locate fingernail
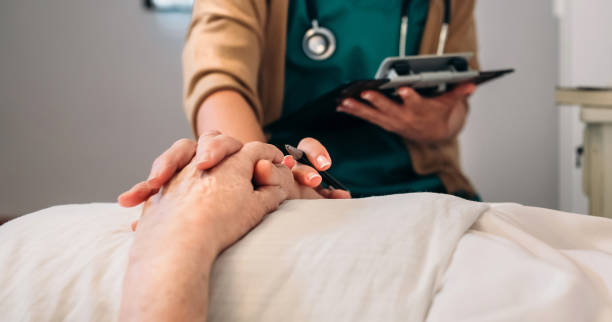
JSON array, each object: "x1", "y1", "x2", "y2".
[
  {"x1": 316, "y1": 155, "x2": 331, "y2": 169},
  {"x1": 342, "y1": 99, "x2": 352, "y2": 107},
  {"x1": 307, "y1": 172, "x2": 322, "y2": 183},
  {"x1": 399, "y1": 88, "x2": 410, "y2": 96},
  {"x1": 361, "y1": 92, "x2": 372, "y2": 100}
]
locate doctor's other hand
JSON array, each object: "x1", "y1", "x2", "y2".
[{"x1": 337, "y1": 83, "x2": 476, "y2": 143}]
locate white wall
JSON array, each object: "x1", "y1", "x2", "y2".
[
  {"x1": 0, "y1": 0, "x2": 559, "y2": 215},
  {"x1": 0, "y1": 1, "x2": 192, "y2": 215},
  {"x1": 557, "y1": 0, "x2": 612, "y2": 214},
  {"x1": 460, "y1": 0, "x2": 559, "y2": 208}
]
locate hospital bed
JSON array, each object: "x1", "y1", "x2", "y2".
[{"x1": 0, "y1": 193, "x2": 611, "y2": 321}]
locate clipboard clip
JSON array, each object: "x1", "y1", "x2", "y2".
[{"x1": 374, "y1": 53, "x2": 479, "y2": 95}]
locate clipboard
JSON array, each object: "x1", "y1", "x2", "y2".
[{"x1": 266, "y1": 53, "x2": 514, "y2": 132}]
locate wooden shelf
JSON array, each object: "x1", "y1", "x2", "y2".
[{"x1": 556, "y1": 87, "x2": 612, "y2": 107}]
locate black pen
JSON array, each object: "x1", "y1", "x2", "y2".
[{"x1": 284, "y1": 144, "x2": 349, "y2": 191}]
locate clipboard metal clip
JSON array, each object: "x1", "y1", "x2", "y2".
[{"x1": 374, "y1": 53, "x2": 479, "y2": 93}]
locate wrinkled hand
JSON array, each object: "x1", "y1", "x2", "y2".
[
  {"x1": 136, "y1": 137, "x2": 295, "y2": 254},
  {"x1": 119, "y1": 136, "x2": 305, "y2": 321},
  {"x1": 337, "y1": 83, "x2": 476, "y2": 143},
  {"x1": 118, "y1": 134, "x2": 350, "y2": 209}
]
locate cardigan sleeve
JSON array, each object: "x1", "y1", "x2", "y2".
[
  {"x1": 446, "y1": 0, "x2": 479, "y2": 69},
  {"x1": 182, "y1": 0, "x2": 267, "y2": 135}
]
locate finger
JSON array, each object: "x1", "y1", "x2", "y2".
[
  {"x1": 147, "y1": 138, "x2": 196, "y2": 188},
  {"x1": 328, "y1": 189, "x2": 351, "y2": 199},
  {"x1": 241, "y1": 142, "x2": 284, "y2": 165},
  {"x1": 452, "y1": 82, "x2": 477, "y2": 97},
  {"x1": 282, "y1": 155, "x2": 296, "y2": 169},
  {"x1": 317, "y1": 188, "x2": 352, "y2": 199},
  {"x1": 253, "y1": 185, "x2": 287, "y2": 216},
  {"x1": 195, "y1": 132, "x2": 243, "y2": 170},
  {"x1": 397, "y1": 87, "x2": 423, "y2": 107},
  {"x1": 297, "y1": 137, "x2": 332, "y2": 171},
  {"x1": 117, "y1": 181, "x2": 156, "y2": 207},
  {"x1": 437, "y1": 83, "x2": 477, "y2": 104},
  {"x1": 291, "y1": 163, "x2": 322, "y2": 188},
  {"x1": 337, "y1": 99, "x2": 396, "y2": 132},
  {"x1": 253, "y1": 160, "x2": 292, "y2": 186},
  {"x1": 131, "y1": 220, "x2": 138, "y2": 232},
  {"x1": 360, "y1": 91, "x2": 402, "y2": 115}
]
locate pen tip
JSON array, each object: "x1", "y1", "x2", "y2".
[{"x1": 284, "y1": 144, "x2": 303, "y2": 159}]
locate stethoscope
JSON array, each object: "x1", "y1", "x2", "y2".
[{"x1": 302, "y1": 0, "x2": 451, "y2": 61}]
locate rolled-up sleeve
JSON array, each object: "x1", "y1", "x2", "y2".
[
  {"x1": 447, "y1": 0, "x2": 479, "y2": 69},
  {"x1": 182, "y1": 0, "x2": 267, "y2": 135}
]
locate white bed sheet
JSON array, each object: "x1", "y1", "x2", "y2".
[
  {"x1": 0, "y1": 193, "x2": 610, "y2": 322},
  {"x1": 429, "y1": 203, "x2": 612, "y2": 322}
]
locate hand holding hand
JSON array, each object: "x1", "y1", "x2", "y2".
[
  {"x1": 135, "y1": 139, "x2": 292, "y2": 254},
  {"x1": 119, "y1": 135, "x2": 299, "y2": 321},
  {"x1": 118, "y1": 135, "x2": 350, "y2": 210}
]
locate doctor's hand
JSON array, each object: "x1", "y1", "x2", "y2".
[
  {"x1": 118, "y1": 134, "x2": 350, "y2": 208},
  {"x1": 337, "y1": 83, "x2": 476, "y2": 143},
  {"x1": 284, "y1": 137, "x2": 351, "y2": 199},
  {"x1": 117, "y1": 131, "x2": 242, "y2": 208}
]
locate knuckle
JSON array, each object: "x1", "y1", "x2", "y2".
[
  {"x1": 152, "y1": 156, "x2": 166, "y2": 169},
  {"x1": 242, "y1": 141, "x2": 265, "y2": 155},
  {"x1": 243, "y1": 141, "x2": 263, "y2": 151},
  {"x1": 217, "y1": 134, "x2": 243, "y2": 149},
  {"x1": 298, "y1": 137, "x2": 319, "y2": 148},
  {"x1": 202, "y1": 129, "x2": 222, "y2": 137},
  {"x1": 205, "y1": 137, "x2": 223, "y2": 151},
  {"x1": 174, "y1": 138, "x2": 194, "y2": 149}
]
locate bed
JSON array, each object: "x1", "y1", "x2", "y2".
[{"x1": 0, "y1": 193, "x2": 611, "y2": 321}]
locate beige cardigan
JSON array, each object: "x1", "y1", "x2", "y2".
[{"x1": 183, "y1": 0, "x2": 479, "y2": 196}]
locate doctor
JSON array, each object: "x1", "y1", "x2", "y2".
[{"x1": 120, "y1": 0, "x2": 480, "y2": 207}]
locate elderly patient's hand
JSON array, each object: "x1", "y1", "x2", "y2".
[
  {"x1": 120, "y1": 135, "x2": 301, "y2": 321},
  {"x1": 135, "y1": 136, "x2": 304, "y2": 253},
  {"x1": 122, "y1": 131, "x2": 336, "y2": 231},
  {"x1": 118, "y1": 134, "x2": 350, "y2": 209}
]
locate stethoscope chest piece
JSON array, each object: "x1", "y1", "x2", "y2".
[{"x1": 302, "y1": 21, "x2": 336, "y2": 61}]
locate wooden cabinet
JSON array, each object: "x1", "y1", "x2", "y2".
[{"x1": 557, "y1": 88, "x2": 612, "y2": 218}]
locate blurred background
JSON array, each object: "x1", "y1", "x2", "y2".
[{"x1": 1, "y1": 0, "x2": 611, "y2": 217}]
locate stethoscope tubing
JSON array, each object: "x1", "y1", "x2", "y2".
[{"x1": 302, "y1": 0, "x2": 451, "y2": 60}]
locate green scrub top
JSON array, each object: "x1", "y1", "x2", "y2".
[{"x1": 269, "y1": 0, "x2": 445, "y2": 198}]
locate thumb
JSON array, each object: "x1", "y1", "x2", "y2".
[
  {"x1": 452, "y1": 83, "x2": 477, "y2": 98},
  {"x1": 397, "y1": 87, "x2": 423, "y2": 107}
]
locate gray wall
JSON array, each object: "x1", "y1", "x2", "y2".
[
  {"x1": 461, "y1": 1, "x2": 559, "y2": 207},
  {"x1": 0, "y1": 0, "x2": 559, "y2": 215}
]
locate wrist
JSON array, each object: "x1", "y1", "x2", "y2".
[{"x1": 131, "y1": 207, "x2": 222, "y2": 266}]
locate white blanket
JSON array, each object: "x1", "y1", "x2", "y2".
[
  {"x1": 429, "y1": 203, "x2": 612, "y2": 322},
  {"x1": 0, "y1": 193, "x2": 610, "y2": 321}
]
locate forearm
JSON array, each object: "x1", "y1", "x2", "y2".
[
  {"x1": 119, "y1": 218, "x2": 219, "y2": 322},
  {"x1": 196, "y1": 90, "x2": 267, "y2": 143}
]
